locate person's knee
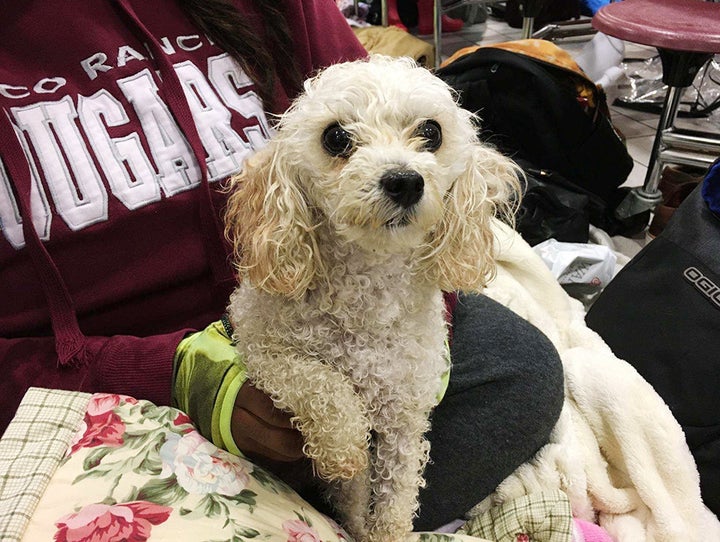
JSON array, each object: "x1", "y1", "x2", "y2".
[
  {"x1": 517, "y1": 325, "x2": 564, "y2": 445},
  {"x1": 416, "y1": 296, "x2": 564, "y2": 529},
  {"x1": 451, "y1": 293, "x2": 565, "y2": 444},
  {"x1": 495, "y1": 308, "x2": 563, "y2": 439}
]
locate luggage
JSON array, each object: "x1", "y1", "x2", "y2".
[
  {"x1": 514, "y1": 160, "x2": 591, "y2": 245},
  {"x1": 504, "y1": 0, "x2": 580, "y2": 29},
  {"x1": 586, "y1": 158, "x2": 720, "y2": 516},
  {"x1": 436, "y1": 40, "x2": 640, "y2": 239}
]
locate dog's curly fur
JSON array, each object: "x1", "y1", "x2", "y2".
[{"x1": 224, "y1": 56, "x2": 520, "y2": 542}]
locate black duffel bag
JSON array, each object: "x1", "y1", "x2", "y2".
[{"x1": 586, "y1": 158, "x2": 720, "y2": 516}]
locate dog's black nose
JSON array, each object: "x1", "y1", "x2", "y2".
[{"x1": 380, "y1": 170, "x2": 424, "y2": 208}]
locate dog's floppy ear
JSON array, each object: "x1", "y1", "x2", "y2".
[
  {"x1": 421, "y1": 145, "x2": 520, "y2": 291},
  {"x1": 225, "y1": 143, "x2": 322, "y2": 299}
]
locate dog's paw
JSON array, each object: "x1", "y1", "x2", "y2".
[
  {"x1": 309, "y1": 442, "x2": 369, "y2": 481},
  {"x1": 366, "y1": 518, "x2": 412, "y2": 542},
  {"x1": 343, "y1": 516, "x2": 370, "y2": 542},
  {"x1": 364, "y1": 527, "x2": 406, "y2": 542},
  {"x1": 294, "y1": 410, "x2": 371, "y2": 481},
  {"x1": 364, "y1": 489, "x2": 417, "y2": 542}
]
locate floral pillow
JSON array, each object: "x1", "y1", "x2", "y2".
[
  {"x1": 15, "y1": 396, "x2": 496, "y2": 542},
  {"x1": 21, "y1": 393, "x2": 350, "y2": 542}
]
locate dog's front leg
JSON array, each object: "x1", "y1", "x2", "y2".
[
  {"x1": 327, "y1": 467, "x2": 373, "y2": 542},
  {"x1": 246, "y1": 352, "x2": 371, "y2": 481},
  {"x1": 367, "y1": 409, "x2": 432, "y2": 542}
]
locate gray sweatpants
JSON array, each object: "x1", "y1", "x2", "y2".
[{"x1": 415, "y1": 293, "x2": 564, "y2": 530}]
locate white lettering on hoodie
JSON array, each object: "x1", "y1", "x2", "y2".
[{"x1": 0, "y1": 53, "x2": 269, "y2": 248}]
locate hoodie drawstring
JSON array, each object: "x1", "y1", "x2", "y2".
[
  {"x1": 0, "y1": 113, "x2": 87, "y2": 367},
  {"x1": 116, "y1": 0, "x2": 236, "y2": 297}
]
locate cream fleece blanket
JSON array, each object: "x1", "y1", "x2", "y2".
[{"x1": 475, "y1": 220, "x2": 720, "y2": 541}]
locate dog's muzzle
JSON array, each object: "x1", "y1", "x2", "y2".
[{"x1": 380, "y1": 169, "x2": 424, "y2": 209}]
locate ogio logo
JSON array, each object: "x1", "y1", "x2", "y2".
[{"x1": 683, "y1": 267, "x2": 720, "y2": 309}]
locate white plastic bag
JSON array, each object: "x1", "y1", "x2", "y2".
[{"x1": 533, "y1": 239, "x2": 617, "y2": 298}]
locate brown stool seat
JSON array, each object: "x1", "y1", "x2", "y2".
[{"x1": 592, "y1": 0, "x2": 720, "y2": 54}]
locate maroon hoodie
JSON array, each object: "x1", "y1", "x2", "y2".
[{"x1": 0, "y1": 0, "x2": 367, "y2": 432}]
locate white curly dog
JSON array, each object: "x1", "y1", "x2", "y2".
[{"x1": 225, "y1": 55, "x2": 519, "y2": 542}]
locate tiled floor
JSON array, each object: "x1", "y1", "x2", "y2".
[{"x1": 411, "y1": 10, "x2": 720, "y2": 256}]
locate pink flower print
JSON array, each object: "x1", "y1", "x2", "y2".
[
  {"x1": 86, "y1": 393, "x2": 138, "y2": 417},
  {"x1": 322, "y1": 515, "x2": 349, "y2": 540},
  {"x1": 172, "y1": 411, "x2": 194, "y2": 432},
  {"x1": 67, "y1": 419, "x2": 89, "y2": 456},
  {"x1": 282, "y1": 519, "x2": 322, "y2": 542},
  {"x1": 69, "y1": 394, "x2": 133, "y2": 454},
  {"x1": 69, "y1": 411, "x2": 124, "y2": 454},
  {"x1": 54, "y1": 501, "x2": 172, "y2": 542}
]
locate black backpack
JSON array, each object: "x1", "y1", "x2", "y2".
[{"x1": 436, "y1": 43, "x2": 640, "y2": 239}]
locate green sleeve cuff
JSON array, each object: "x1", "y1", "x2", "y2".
[
  {"x1": 216, "y1": 370, "x2": 246, "y2": 456},
  {"x1": 436, "y1": 337, "x2": 451, "y2": 404},
  {"x1": 173, "y1": 320, "x2": 247, "y2": 453}
]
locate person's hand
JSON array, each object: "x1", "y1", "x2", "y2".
[{"x1": 231, "y1": 381, "x2": 305, "y2": 463}]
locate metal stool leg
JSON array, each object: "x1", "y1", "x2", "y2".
[
  {"x1": 614, "y1": 85, "x2": 681, "y2": 218},
  {"x1": 615, "y1": 49, "x2": 715, "y2": 220},
  {"x1": 521, "y1": 16, "x2": 535, "y2": 39},
  {"x1": 643, "y1": 85, "x2": 683, "y2": 195}
]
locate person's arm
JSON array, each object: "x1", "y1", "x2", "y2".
[
  {"x1": 0, "y1": 326, "x2": 304, "y2": 465},
  {"x1": 0, "y1": 331, "x2": 187, "y2": 432},
  {"x1": 172, "y1": 320, "x2": 304, "y2": 461}
]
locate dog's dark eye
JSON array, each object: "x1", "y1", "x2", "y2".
[
  {"x1": 416, "y1": 120, "x2": 442, "y2": 152},
  {"x1": 322, "y1": 123, "x2": 354, "y2": 158}
]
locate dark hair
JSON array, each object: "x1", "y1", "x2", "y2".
[{"x1": 178, "y1": 0, "x2": 303, "y2": 111}]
